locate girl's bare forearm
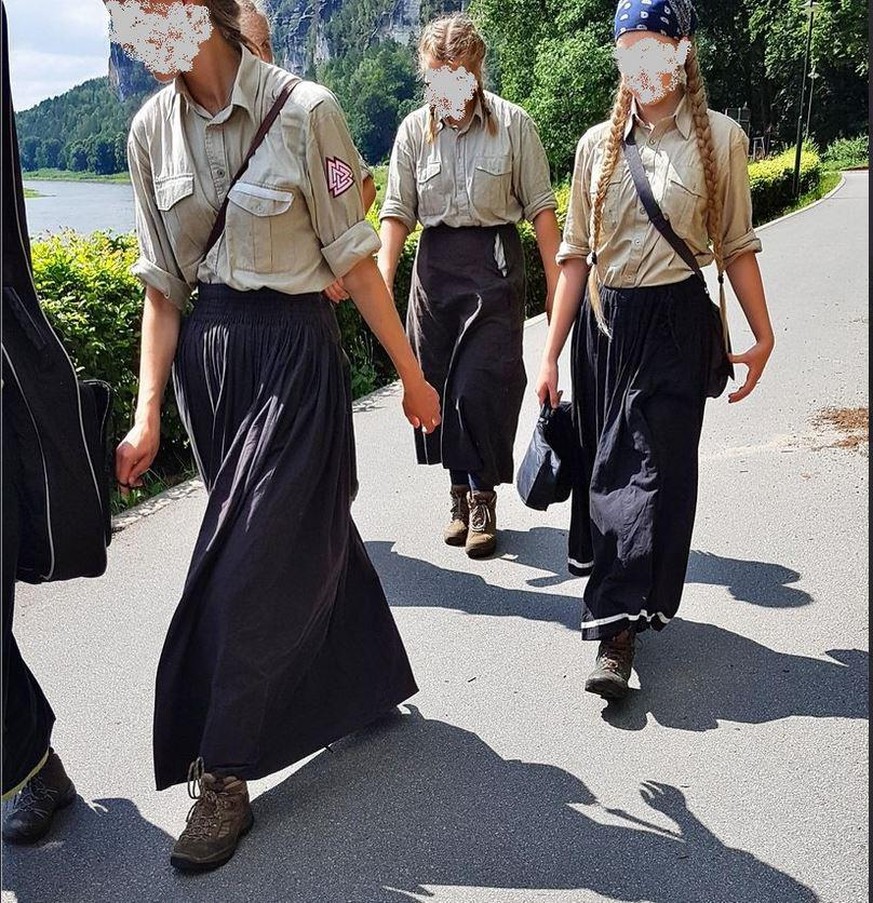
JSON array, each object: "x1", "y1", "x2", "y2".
[
  {"x1": 135, "y1": 287, "x2": 182, "y2": 422},
  {"x1": 725, "y1": 253, "x2": 774, "y2": 346},
  {"x1": 543, "y1": 258, "x2": 589, "y2": 362}
]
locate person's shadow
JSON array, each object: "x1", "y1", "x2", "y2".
[
  {"x1": 602, "y1": 618, "x2": 867, "y2": 731},
  {"x1": 1, "y1": 709, "x2": 820, "y2": 901},
  {"x1": 1, "y1": 795, "x2": 174, "y2": 903}
]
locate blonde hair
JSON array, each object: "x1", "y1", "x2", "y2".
[
  {"x1": 205, "y1": 0, "x2": 258, "y2": 56},
  {"x1": 587, "y1": 40, "x2": 722, "y2": 337},
  {"x1": 418, "y1": 13, "x2": 497, "y2": 143}
]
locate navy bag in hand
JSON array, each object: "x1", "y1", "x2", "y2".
[{"x1": 516, "y1": 401, "x2": 575, "y2": 511}]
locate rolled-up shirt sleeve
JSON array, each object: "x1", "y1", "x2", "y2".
[
  {"x1": 127, "y1": 125, "x2": 192, "y2": 310},
  {"x1": 721, "y1": 125, "x2": 762, "y2": 267},
  {"x1": 304, "y1": 94, "x2": 381, "y2": 278},
  {"x1": 357, "y1": 151, "x2": 373, "y2": 182},
  {"x1": 513, "y1": 115, "x2": 557, "y2": 223},
  {"x1": 556, "y1": 134, "x2": 593, "y2": 265},
  {"x1": 379, "y1": 120, "x2": 418, "y2": 232}
]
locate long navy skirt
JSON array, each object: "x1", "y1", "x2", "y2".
[
  {"x1": 407, "y1": 223, "x2": 527, "y2": 487},
  {"x1": 568, "y1": 276, "x2": 720, "y2": 641},
  {"x1": 153, "y1": 284, "x2": 418, "y2": 790}
]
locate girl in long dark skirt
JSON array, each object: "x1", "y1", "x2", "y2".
[
  {"x1": 536, "y1": 0, "x2": 775, "y2": 700},
  {"x1": 111, "y1": 0, "x2": 440, "y2": 872},
  {"x1": 378, "y1": 13, "x2": 561, "y2": 559}
]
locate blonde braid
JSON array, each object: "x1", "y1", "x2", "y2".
[
  {"x1": 587, "y1": 81, "x2": 634, "y2": 336},
  {"x1": 205, "y1": 0, "x2": 259, "y2": 56},
  {"x1": 684, "y1": 42, "x2": 723, "y2": 275}
]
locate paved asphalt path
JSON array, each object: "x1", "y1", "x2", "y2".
[{"x1": 3, "y1": 173, "x2": 868, "y2": 903}]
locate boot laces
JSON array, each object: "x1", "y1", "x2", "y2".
[
  {"x1": 183, "y1": 757, "x2": 222, "y2": 839},
  {"x1": 469, "y1": 497, "x2": 494, "y2": 532}
]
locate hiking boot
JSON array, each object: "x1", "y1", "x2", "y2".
[
  {"x1": 444, "y1": 484, "x2": 470, "y2": 546},
  {"x1": 2, "y1": 748, "x2": 76, "y2": 845},
  {"x1": 584, "y1": 628, "x2": 636, "y2": 700},
  {"x1": 170, "y1": 758, "x2": 254, "y2": 872},
  {"x1": 465, "y1": 489, "x2": 498, "y2": 559}
]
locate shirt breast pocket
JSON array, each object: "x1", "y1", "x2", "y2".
[
  {"x1": 416, "y1": 160, "x2": 443, "y2": 219},
  {"x1": 154, "y1": 172, "x2": 195, "y2": 232},
  {"x1": 472, "y1": 154, "x2": 512, "y2": 219},
  {"x1": 225, "y1": 181, "x2": 295, "y2": 273},
  {"x1": 662, "y1": 175, "x2": 706, "y2": 241}
]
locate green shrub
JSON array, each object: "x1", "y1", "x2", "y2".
[
  {"x1": 747, "y1": 146, "x2": 822, "y2": 224},
  {"x1": 30, "y1": 230, "x2": 190, "y2": 478},
  {"x1": 822, "y1": 134, "x2": 868, "y2": 171}
]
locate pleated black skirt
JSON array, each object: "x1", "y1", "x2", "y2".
[
  {"x1": 153, "y1": 283, "x2": 418, "y2": 790},
  {"x1": 568, "y1": 276, "x2": 718, "y2": 641},
  {"x1": 407, "y1": 223, "x2": 527, "y2": 487}
]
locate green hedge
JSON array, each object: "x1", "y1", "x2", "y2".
[
  {"x1": 822, "y1": 134, "x2": 868, "y2": 171},
  {"x1": 748, "y1": 146, "x2": 822, "y2": 225}
]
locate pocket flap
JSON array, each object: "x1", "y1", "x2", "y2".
[
  {"x1": 475, "y1": 155, "x2": 512, "y2": 176},
  {"x1": 417, "y1": 160, "x2": 441, "y2": 183},
  {"x1": 228, "y1": 181, "x2": 294, "y2": 216},
  {"x1": 154, "y1": 173, "x2": 194, "y2": 211}
]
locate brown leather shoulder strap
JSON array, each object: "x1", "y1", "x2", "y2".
[{"x1": 203, "y1": 78, "x2": 301, "y2": 260}]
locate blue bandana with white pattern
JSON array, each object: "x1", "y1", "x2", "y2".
[{"x1": 614, "y1": 0, "x2": 698, "y2": 41}]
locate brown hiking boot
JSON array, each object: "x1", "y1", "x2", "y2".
[
  {"x1": 2, "y1": 748, "x2": 76, "y2": 845},
  {"x1": 465, "y1": 489, "x2": 498, "y2": 558},
  {"x1": 584, "y1": 628, "x2": 636, "y2": 700},
  {"x1": 444, "y1": 484, "x2": 470, "y2": 546},
  {"x1": 170, "y1": 758, "x2": 254, "y2": 872}
]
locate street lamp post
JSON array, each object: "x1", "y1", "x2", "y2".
[
  {"x1": 805, "y1": 68, "x2": 819, "y2": 140},
  {"x1": 792, "y1": 0, "x2": 817, "y2": 198}
]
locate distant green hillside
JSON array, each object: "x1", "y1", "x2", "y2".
[{"x1": 15, "y1": 76, "x2": 156, "y2": 175}]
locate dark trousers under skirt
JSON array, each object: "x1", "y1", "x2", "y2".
[
  {"x1": 153, "y1": 284, "x2": 417, "y2": 790},
  {"x1": 568, "y1": 276, "x2": 718, "y2": 641},
  {"x1": 407, "y1": 223, "x2": 527, "y2": 488}
]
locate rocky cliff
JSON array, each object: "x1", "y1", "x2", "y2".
[{"x1": 109, "y1": 0, "x2": 467, "y2": 98}]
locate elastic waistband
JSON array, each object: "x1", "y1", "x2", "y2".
[
  {"x1": 598, "y1": 274, "x2": 708, "y2": 302},
  {"x1": 193, "y1": 282, "x2": 328, "y2": 319}
]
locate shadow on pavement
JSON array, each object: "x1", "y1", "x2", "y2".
[
  {"x1": 2, "y1": 796, "x2": 173, "y2": 903},
  {"x1": 412, "y1": 527, "x2": 814, "y2": 608},
  {"x1": 3, "y1": 707, "x2": 818, "y2": 902},
  {"x1": 601, "y1": 619, "x2": 868, "y2": 731}
]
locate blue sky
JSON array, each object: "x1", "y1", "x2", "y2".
[{"x1": 5, "y1": 0, "x2": 113, "y2": 111}]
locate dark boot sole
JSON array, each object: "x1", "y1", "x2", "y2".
[
  {"x1": 2, "y1": 781, "x2": 77, "y2": 846},
  {"x1": 584, "y1": 674, "x2": 630, "y2": 700},
  {"x1": 444, "y1": 532, "x2": 468, "y2": 546},
  {"x1": 170, "y1": 809, "x2": 254, "y2": 873}
]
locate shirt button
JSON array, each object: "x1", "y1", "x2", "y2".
[{"x1": 217, "y1": 169, "x2": 225, "y2": 177}]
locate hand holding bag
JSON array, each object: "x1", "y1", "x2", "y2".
[{"x1": 516, "y1": 401, "x2": 575, "y2": 511}]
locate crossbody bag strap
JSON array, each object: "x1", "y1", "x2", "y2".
[
  {"x1": 622, "y1": 131, "x2": 732, "y2": 356},
  {"x1": 202, "y1": 77, "x2": 301, "y2": 260}
]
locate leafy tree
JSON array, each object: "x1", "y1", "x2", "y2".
[
  {"x1": 68, "y1": 142, "x2": 89, "y2": 172},
  {"x1": 19, "y1": 136, "x2": 42, "y2": 171}
]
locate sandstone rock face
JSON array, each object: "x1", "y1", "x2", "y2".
[{"x1": 108, "y1": 0, "x2": 466, "y2": 94}]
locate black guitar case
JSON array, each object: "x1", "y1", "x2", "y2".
[{"x1": 2, "y1": 3, "x2": 113, "y2": 583}]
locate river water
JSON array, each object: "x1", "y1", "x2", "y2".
[{"x1": 23, "y1": 180, "x2": 136, "y2": 237}]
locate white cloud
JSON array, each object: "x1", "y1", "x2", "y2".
[{"x1": 5, "y1": 0, "x2": 113, "y2": 110}]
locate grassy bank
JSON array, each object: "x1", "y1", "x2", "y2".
[
  {"x1": 22, "y1": 168, "x2": 131, "y2": 183},
  {"x1": 23, "y1": 187, "x2": 43, "y2": 198}
]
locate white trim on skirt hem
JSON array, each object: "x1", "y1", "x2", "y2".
[{"x1": 580, "y1": 610, "x2": 671, "y2": 631}]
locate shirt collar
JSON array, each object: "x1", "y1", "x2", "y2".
[
  {"x1": 169, "y1": 45, "x2": 260, "y2": 123},
  {"x1": 624, "y1": 91, "x2": 693, "y2": 141}
]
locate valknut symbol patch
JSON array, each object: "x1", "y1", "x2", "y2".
[{"x1": 326, "y1": 156, "x2": 354, "y2": 198}]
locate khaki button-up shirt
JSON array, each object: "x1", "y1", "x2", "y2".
[
  {"x1": 557, "y1": 94, "x2": 762, "y2": 287},
  {"x1": 380, "y1": 91, "x2": 557, "y2": 231},
  {"x1": 127, "y1": 46, "x2": 380, "y2": 310}
]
